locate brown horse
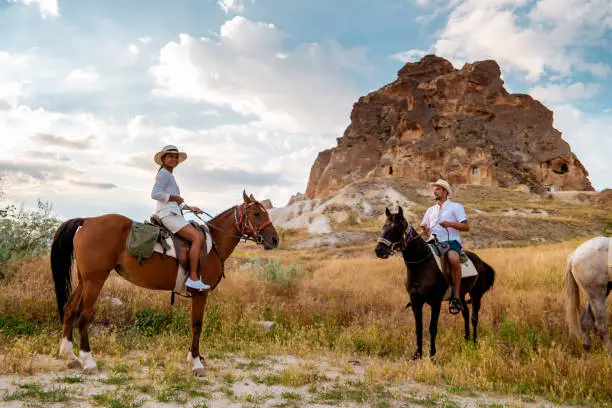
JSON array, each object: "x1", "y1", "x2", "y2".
[{"x1": 50, "y1": 191, "x2": 278, "y2": 375}]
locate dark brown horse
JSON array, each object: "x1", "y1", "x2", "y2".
[
  {"x1": 50, "y1": 191, "x2": 278, "y2": 375},
  {"x1": 375, "y1": 207, "x2": 495, "y2": 359}
]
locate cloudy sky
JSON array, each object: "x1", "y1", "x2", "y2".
[{"x1": 0, "y1": 0, "x2": 611, "y2": 221}]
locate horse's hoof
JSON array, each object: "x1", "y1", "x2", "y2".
[
  {"x1": 411, "y1": 352, "x2": 422, "y2": 361},
  {"x1": 83, "y1": 366, "x2": 98, "y2": 375},
  {"x1": 582, "y1": 344, "x2": 591, "y2": 352},
  {"x1": 192, "y1": 368, "x2": 206, "y2": 377}
]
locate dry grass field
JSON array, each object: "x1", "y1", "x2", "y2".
[{"x1": 0, "y1": 236, "x2": 610, "y2": 407}]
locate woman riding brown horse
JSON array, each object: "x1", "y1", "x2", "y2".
[{"x1": 51, "y1": 191, "x2": 278, "y2": 375}]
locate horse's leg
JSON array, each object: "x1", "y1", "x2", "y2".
[
  {"x1": 429, "y1": 301, "x2": 441, "y2": 358},
  {"x1": 411, "y1": 300, "x2": 423, "y2": 360},
  {"x1": 77, "y1": 279, "x2": 107, "y2": 374},
  {"x1": 471, "y1": 295, "x2": 482, "y2": 344},
  {"x1": 188, "y1": 291, "x2": 209, "y2": 376},
  {"x1": 59, "y1": 279, "x2": 84, "y2": 368},
  {"x1": 580, "y1": 304, "x2": 594, "y2": 351},
  {"x1": 588, "y1": 294, "x2": 611, "y2": 353},
  {"x1": 460, "y1": 295, "x2": 470, "y2": 341}
]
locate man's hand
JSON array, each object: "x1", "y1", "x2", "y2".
[{"x1": 439, "y1": 220, "x2": 469, "y2": 231}]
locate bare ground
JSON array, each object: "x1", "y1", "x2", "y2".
[{"x1": 0, "y1": 352, "x2": 584, "y2": 408}]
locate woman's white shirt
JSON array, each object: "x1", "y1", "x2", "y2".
[{"x1": 151, "y1": 168, "x2": 183, "y2": 218}]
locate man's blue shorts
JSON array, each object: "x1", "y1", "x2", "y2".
[{"x1": 445, "y1": 240, "x2": 462, "y2": 254}]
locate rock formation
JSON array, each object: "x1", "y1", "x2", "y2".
[{"x1": 305, "y1": 55, "x2": 593, "y2": 199}]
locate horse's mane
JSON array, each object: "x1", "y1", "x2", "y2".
[{"x1": 208, "y1": 205, "x2": 237, "y2": 224}]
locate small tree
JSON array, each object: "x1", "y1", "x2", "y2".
[{"x1": 0, "y1": 200, "x2": 60, "y2": 264}]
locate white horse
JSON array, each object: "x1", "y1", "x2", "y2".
[{"x1": 565, "y1": 236, "x2": 612, "y2": 352}]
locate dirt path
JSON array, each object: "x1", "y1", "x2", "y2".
[{"x1": 0, "y1": 353, "x2": 580, "y2": 408}]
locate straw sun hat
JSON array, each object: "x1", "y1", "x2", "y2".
[
  {"x1": 154, "y1": 145, "x2": 187, "y2": 166},
  {"x1": 429, "y1": 178, "x2": 453, "y2": 198}
]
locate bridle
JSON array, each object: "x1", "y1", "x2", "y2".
[
  {"x1": 377, "y1": 219, "x2": 431, "y2": 264},
  {"x1": 233, "y1": 202, "x2": 273, "y2": 245}
]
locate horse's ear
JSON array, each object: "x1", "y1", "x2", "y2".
[
  {"x1": 385, "y1": 207, "x2": 391, "y2": 218},
  {"x1": 243, "y1": 190, "x2": 251, "y2": 204},
  {"x1": 249, "y1": 193, "x2": 256, "y2": 202},
  {"x1": 397, "y1": 206, "x2": 403, "y2": 217}
]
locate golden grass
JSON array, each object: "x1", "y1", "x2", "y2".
[{"x1": 0, "y1": 238, "x2": 610, "y2": 406}]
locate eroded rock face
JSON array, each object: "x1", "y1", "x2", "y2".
[{"x1": 305, "y1": 55, "x2": 593, "y2": 199}]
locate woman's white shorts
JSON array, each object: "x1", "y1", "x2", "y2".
[{"x1": 160, "y1": 213, "x2": 189, "y2": 234}]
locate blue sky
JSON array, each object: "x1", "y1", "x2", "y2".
[{"x1": 0, "y1": 0, "x2": 611, "y2": 221}]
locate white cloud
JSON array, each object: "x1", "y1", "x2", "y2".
[
  {"x1": 218, "y1": 0, "x2": 250, "y2": 13},
  {"x1": 529, "y1": 82, "x2": 600, "y2": 103},
  {"x1": 413, "y1": 0, "x2": 612, "y2": 81},
  {"x1": 0, "y1": 51, "x2": 32, "y2": 107},
  {"x1": 150, "y1": 16, "x2": 368, "y2": 134},
  {"x1": 138, "y1": 37, "x2": 152, "y2": 44},
  {"x1": 128, "y1": 44, "x2": 139, "y2": 55},
  {"x1": 65, "y1": 68, "x2": 100, "y2": 86},
  {"x1": 7, "y1": 0, "x2": 59, "y2": 18},
  {"x1": 390, "y1": 49, "x2": 430, "y2": 63},
  {"x1": 127, "y1": 115, "x2": 154, "y2": 139}
]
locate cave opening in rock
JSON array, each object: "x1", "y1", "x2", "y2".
[
  {"x1": 553, "y1": 163, "x2": 569, "y2": 175},
  {"x1": 389, "y1": 166, "x2": 393, "y2": 175}
]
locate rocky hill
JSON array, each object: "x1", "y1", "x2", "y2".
[
  {"x1": 305, "y1": 55, "x2": 593, "y2": 199},
  {"x1": 270, "y1": 179, "x2": 610, "y2": 250}
]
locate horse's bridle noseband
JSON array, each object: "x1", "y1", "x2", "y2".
[
  {"x1": 377, "y1": 222, "x2": 431, "y2": 264},
  {"x1": 234, "y1": 202, "x2": 273, "y2": 245}
]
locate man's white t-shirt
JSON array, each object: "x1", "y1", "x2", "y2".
[{"x1": 421, "y1": 200, "x2": 468, "y2": 243}]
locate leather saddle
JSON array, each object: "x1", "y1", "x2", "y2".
[
  {"x1": 146, "y1": 215, "x2": 209, "y2": 274},
  {"x1": 427, "y1": 236, "x2": 467, "y2": 277}
]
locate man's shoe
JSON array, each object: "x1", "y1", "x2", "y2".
[{"x1": 186, "y1": 278, "x2": 211, "y2": 291}]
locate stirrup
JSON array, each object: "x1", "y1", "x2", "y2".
[{"x1": 448, "y1": 299, "x2": 462, "y2": 315}]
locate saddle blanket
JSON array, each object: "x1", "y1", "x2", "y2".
[
  {"x1": 153, "y1": 224, "x2": 213, "y2": 294},
  {"x1": 427, "y1": 243, "x2": 478, "y2": 279}
]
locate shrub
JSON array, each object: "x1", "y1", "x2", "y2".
[{"x1": 0, "y1": 200, "x2": 60, "y2": 264}]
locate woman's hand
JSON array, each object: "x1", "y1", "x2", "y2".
[
  {"x1": 189, "y1": 206, "x2": 203, "y2": 214},
  {"x1": 169, "y1": 195, "x2": 184, "y2": 205}
]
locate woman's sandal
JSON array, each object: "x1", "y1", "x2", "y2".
[{"x1": 449, "y1": 299, "x2": 462, "y2": 315}]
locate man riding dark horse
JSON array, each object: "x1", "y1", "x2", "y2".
[{"x1": 420, "y1": 179, "x2": 469, "y2": 315}]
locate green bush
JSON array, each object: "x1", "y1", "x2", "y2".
[
  {"x1": 0, "y1": 314, "x2": 38, "y2": 336},
  {"x1": 130, "y1": 308, "x2": 189, "y2": 336},
  {"x1": 255, "y1": 258, "x2": 307, "y2": 287},
  {"x1": 0, "y1": 200, "x2": 60, "y2": 264}
]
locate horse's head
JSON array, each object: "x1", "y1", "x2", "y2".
[
  {"x1": 237, "y1": 190, "x2": 279, "y2": 250},
  {"x1": 375, "y1": 206, "x2": 409, "y2": 259}
]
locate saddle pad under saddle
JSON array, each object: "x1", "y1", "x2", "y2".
[
  {"x1": 153, "y1": 224, "x2": 213, "y2": 294},
  {"x1": 427, "y1": 243, "x2": 478, "y2": 301},
  {"x1": 427, "y1": 243, "x2": 478, "y2": 279}
]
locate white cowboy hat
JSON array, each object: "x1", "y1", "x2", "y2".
[
  {"x1": 154, "y1": 145, "x2": 187, "y2": 166},
  {"x1": 429, "y1": 178, "x2": 453, "y2": 198}
]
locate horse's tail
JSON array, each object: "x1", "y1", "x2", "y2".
[
  {"x1": 50, "y1": 218, "x2": 84, "y2": 322},
  {"x1": 564, "y1": 258, "x2": 582, "y2": 340},
  {"x1": 482, "y1": 260, "x2": 495, "y2": 293}
]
